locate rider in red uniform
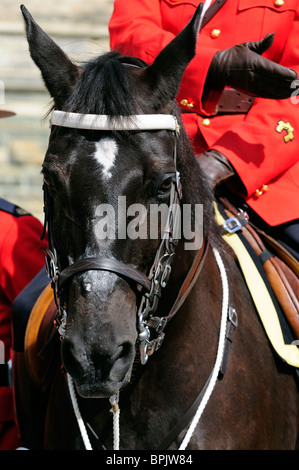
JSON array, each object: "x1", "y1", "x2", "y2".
[
  {"x1": 109, "y1": 0, "x2": 299, "y2": 259},
  {"x1": 0, "y1": 109, "x2": 48, "y2": 449}
]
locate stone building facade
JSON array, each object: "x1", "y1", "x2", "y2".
[{"x1": 0, "y1": 0, "x2": 114, "y2": 220}]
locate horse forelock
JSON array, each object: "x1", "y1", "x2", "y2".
[{"x1": 63, "y1": 51, "x2": 146, "y2": 117}]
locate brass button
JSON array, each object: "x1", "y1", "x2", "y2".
[
  {"x1": 202, "y1": 118, "x2": 211, "y2": 126},
  {"x1": 180, "y1": 98, "x2": 195, "y2": 109},
  {"x1": 211, "y1": 28, "x2": 221, "y2": 39},
  {"x1": 255, "y1": 185, "x2": 268, "y2": 197},
  {"x1": 274, "y1": 0, "x2": 284, "y2": 6}
]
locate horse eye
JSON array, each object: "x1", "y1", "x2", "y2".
[
  {"x1": 43, "y1": 175, "x2": 56, "y2": 196},
  {"x1": 159, "y1": 175, "x2": 174, "y2": 195}
]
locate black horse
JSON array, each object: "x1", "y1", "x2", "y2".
[{"x1": 14, "y1": 4, "x2": 299, "y2": 450}]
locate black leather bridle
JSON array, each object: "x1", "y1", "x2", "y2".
[{"x1": 42, "y1": 111, "x2": 193, "y2": 364}]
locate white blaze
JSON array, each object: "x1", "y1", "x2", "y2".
[{"x1": 94, "y1": 138, "x2": 118, "y2": 179}]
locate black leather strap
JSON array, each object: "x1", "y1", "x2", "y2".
[
  {"x1": 201, "y1": 0, "x2": 227, "y2": 28},
  {"x1": 157, "y1": 372, "x2": 213, "y2": 450},
  {"x1": 0, "y1": 364, "x2": 10, "y2": 387},
  {"x1": 216, "y1": 89, "x2": 254, "y2": 115},
  {"x1": 259, "y1": 249, "x2": 274, "y2": 265},
  {"x1": 58, "y1": 257, "x2": 151, "y2": 292}
]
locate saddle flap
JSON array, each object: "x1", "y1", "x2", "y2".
[
  {"x1": 24, "y1": 284, "x2": 60, "y2": 392},
  {"x1": 220, "y1": 198, "x2": 299, "y2": 341},
  {"x1": 215, "y1": 199, "x2": 299, "y2": 369}
]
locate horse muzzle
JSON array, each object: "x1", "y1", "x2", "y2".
[
  {"x1": 60, "y1": 271, "x2": 138, "y2": 398},
  {"x1": 62, "y1": 335, "x2": 134, "y2": 398}
]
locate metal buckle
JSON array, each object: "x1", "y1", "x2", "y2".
[
  {"x1": 222, "y1": 216, "x2": 243, "y2": 234},
  {"x1": 42, "y1": 248, "x2": 59, "y2": 283},
  {"x1": 228, "y1": 306, "x2": 238, "y2": 328},
  {"x1": 146, "y1": 333, "x2": 165, "y2": 356},
  {"x1": 138, "y1": 310, "x2": 151, "y2": 364},
  {"x1": 155, "y1": 317, "x2": 168, "y2": 334},
  {"x1": 176, "y1": 171, "x2": 183, "y2": 199}
]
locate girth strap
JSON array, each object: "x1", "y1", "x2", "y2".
[{"x1": 58, "y1": 257, "x2": 152, "y2": 293}]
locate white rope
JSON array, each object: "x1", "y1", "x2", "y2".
[
  {"x1": 110, "y1": 393, "x2": 120, "y2": 450},
  {"x1": 178, "y1": 247, "x2": 230, "y2": 450},
  {"x1": 68, "y1": 371, "x2": 121, "y2": 450},
  {"x1": 67, "y1": 373, "x2": 93, "y2": 450}
]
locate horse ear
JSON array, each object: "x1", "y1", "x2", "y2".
[
  {"x1": 20, "y1": 5, "x2": 81, "y2": 108},
  {"x1": 145, "y1": 3, "x2": 203, "y2": 109}
]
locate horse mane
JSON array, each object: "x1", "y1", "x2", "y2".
[{"x1": 175, "y1": 120, "x2": 222, "y2": 248}]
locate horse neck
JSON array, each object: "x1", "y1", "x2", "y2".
[
  {"x1": 157, "y1": 239, "x2": 223, "y2": 365},
  {"x1": 119, "y1": 242, "x2": 224, "y2": 448},
  {"x1": 155, "y1": 235, "x2": 211, "y2": 317}
]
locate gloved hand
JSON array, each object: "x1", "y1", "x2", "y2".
[
  {"x1": 198, "y1": 150, "x2": 235, "y2": 190},
  {"x1": 205, "y1": 33, "x2": 298, "y2": 99}
]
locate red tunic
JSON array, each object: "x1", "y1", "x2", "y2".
[
  {"x1": 109, "y1": 0, "x2": 299, "y2": 226},
  {"x1": 0, "y1": 200, "x2": 48, "y2": 449}
]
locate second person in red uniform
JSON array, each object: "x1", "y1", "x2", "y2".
[{"x1": 0, "y1": 109, "x2": 48, "y2": 449}]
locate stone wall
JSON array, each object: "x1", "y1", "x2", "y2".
[{"x1": 0, "y1": 0, "x2": 114, "y2": 221}]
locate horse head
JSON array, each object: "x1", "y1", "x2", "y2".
[{"x1": 21, "y1": 4, "x2": 211, "y2": 399}]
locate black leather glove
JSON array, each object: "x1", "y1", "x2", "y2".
[
  {"x1": 198, "y1": 150, "x2": 235, "y2": 190},
  {"x1": 205, "y1": 33, "x2": 298, "y2": 99}
]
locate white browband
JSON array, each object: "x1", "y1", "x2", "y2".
[{"x1": 51, "y1": 110, "x2": 179, "y2": 133}]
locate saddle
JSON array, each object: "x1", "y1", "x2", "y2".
[
  {"x1": 219, "y1": 198, "x2": 299, "y2": 341},
  {"x1": 24, "y1": 283, "x2": 59, "y2": 392}
]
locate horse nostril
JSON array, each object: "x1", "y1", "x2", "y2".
[
  {"x1": 114, "y1": 342, "x2": 131, "y2": 360},
  {"x1": 89, "y1": 342, "x2": 130, "y2": 369},
  {"x1": 108, "y1": 342, "x2": 134, "y2": 382},
  {"x1": 95, "y1": 342, "x2": 131, "y2": 369}
]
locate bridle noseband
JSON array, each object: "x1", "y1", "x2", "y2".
[{"x1": 43, "y1": 110, "x2": 205, "y2": 364}]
